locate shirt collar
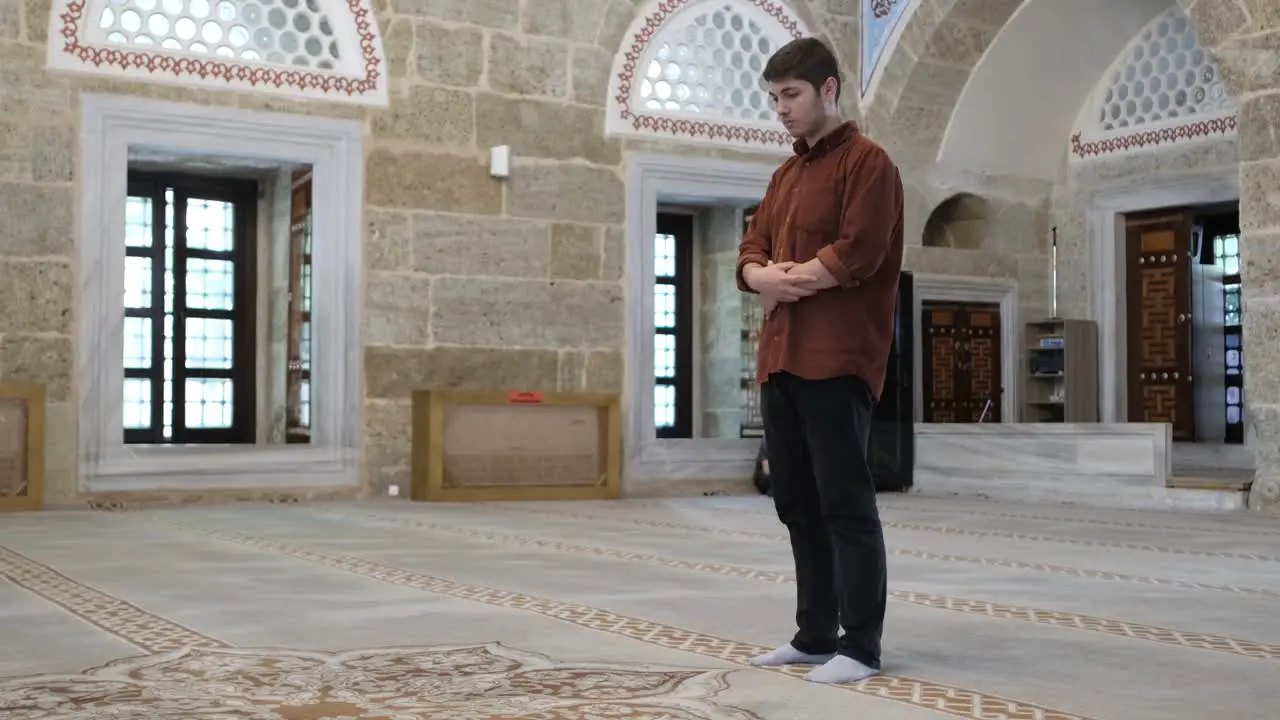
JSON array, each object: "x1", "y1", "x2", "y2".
[{"x1": 793, "y1": 121, "x2": 857, "y2": 157}]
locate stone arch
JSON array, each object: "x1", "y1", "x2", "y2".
[
  {"x1": 860, "y1": 0, "x2": 1022, "y2": 154},
  {"x1": 875, "y1": 0, "x2": 1269, "y2": 151},
  {"x1": 859, "y1": 0, "x2": 914, "y2": 104},
  {"x1": 879, "y1": 0, "x2": 1280, "y2": 509},
  {"x1": 45, "y1": 0, "x2": 389, "y2": 106},
  {"x1": 603, "y1": 0, "x2": 815, "y2": 152},
  {"x1": 922, "y1": 193, "x2": 990, "y2": 249},
  {"x1": 934, "y1": 0, "x2": 1227, "y2": 179}
]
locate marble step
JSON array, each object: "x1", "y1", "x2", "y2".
[{"x1": 1166, "y1": 475, "x2": 1253, "y2": 491}]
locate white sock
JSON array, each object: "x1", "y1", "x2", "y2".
[
  {"x1": 803, "y1": 655, "x2": 880, "y2": 684},
  {"x1": 748, "y1": 643, "x2": 836, "y2": 667}
]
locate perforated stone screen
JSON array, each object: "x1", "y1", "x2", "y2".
[
  {"x1": 638, "y1": 4, "x2": 778, "y2": 122},
  {"x1": 607, "y1": 0, "x2": 806, "y2": 151},
  {"x1": 46, "y1": 0, "x2": 387, "y2": 106},
  {"x1": 98, "y1": 0, "x2": 342, "y2": 69},
  {"x1": 1095, "y1": 7, "x2": 1232, "y2": 132}
]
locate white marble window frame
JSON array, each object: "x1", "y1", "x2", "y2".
[
  {"x1": 1086, "y1": 170, "x2": 1239, "y2": 424},
  {"x1": 77, "y1": 93, "x2": 365, "y2": 493},
  {"x1": 624, "y1": 154, "x2": 773, "y2": 485}
]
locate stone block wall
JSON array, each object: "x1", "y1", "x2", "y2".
[
  {"x1": 1, "y1": 0, "x2": 881, "y2": 505},
  {"x1": 358, "y1": 0, "x2": 859, "y2": 495},
  {"x1": 0, "y1": 0, "x2": 1096, "y2": 505},
  {"x1": 1051, "y1": 138, "x2": 1242, "y2": 322}
]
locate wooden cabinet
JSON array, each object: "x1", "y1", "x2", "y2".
[{"x1": 1024, "y1": 319, "x2": 1098, "y2": 423}]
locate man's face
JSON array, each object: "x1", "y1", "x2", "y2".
[{"x1": 768, "y1": 78, "x2": 831, "y2": 138}]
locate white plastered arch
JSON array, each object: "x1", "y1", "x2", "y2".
[
  {"x1": 935, "y1": 0, "x2": 1176, "y2": 180},
  {"x1": 604, "y1": 0, "x2": 810, "y2": 153},
  {"x1": 46, "y1": 0, "x2": 388, "y2": 107}
]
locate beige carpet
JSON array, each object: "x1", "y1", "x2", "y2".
[{"x1": 2, "y1": 495, "x2": 1278, "y2": 719}]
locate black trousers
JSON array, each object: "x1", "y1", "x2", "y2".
[{"x1": 761, "y1": 371, "x2": 887, "y2": 669}]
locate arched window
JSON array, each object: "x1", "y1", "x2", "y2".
[
  {"x1": 1070, "y1": 6, "x2": 1235, "y2": 160},
  {"x1": 605, "y1": 0, "x2": 809, "y2": 152},
  {"x1": 46, "y1": 0, "x2": 388, "y2": 106}
]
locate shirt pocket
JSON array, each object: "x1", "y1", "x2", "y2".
[{"x1": 792, "y1": 181, "x2": 841, "y2": 235}]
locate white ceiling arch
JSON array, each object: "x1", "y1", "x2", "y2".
[{"x1": 936, "y1": 0, "x2": 1174, "y2": 180}]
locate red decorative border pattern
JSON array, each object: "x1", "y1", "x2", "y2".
[
  {"x1": 614, "y1": 0, "x2": 804, "y2": 148},
  {"x1": 56, "y1": 0, "x2": 382, "y2": 97},
  {"x1": 1069, "y1": 115, "x2": 1237, "y2": 159}
]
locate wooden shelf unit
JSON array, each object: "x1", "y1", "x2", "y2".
[{"x1": 1024, "y1": 318, "x2": 1099, "y2": 423}]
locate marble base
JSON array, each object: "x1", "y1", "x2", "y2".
[
  {"x1": 1171, "y1": 442, "x2": 1256, "y2": 474},
  {"x1": 913, "y1": 423, "x2": 1180, "y2": 510},
  {"x1": 622, "y1": 422, "x2": 1252, "y2": 513}
]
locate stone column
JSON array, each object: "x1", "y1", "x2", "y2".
[
  {"x1": 698, "y1": 206, "x2": 745, "y2": 438},
  {"x1": 259, "y1": 168, "x2": 293, "y2": 445},
  {"x1": 1184, "y1": 0, "x2": 1280, "y2": 510},
  {"x1": 1239, "y1": 105, "x2": 1280, "y2": 511}
]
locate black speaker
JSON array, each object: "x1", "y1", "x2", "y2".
[
  {"x1": 751, "y1": 271, "x2": 916, "y2": 496},
  {"x1": 868, "y1": 270, "x2": 915, "y2": 492}
]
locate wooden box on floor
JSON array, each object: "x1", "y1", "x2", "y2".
[
  {"x1": 410, "y1": 390, "x2": 622, "y2": 502},
  {"x1": 0, "y1": 383, "x2": 45, "y2": 512}
]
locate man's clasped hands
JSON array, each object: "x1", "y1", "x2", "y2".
[{"x1": 743, "y1": 258, "x2": 837, "y2": 317}]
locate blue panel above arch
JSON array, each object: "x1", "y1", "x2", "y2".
[{"x1": 862, "y1": 0, "x2": 910, "y2": 95}]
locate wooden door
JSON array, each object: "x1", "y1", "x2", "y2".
[
  {"x1": 921, "y1": 301, "x2": 1002, "y2": 423},
  {"x1": 1125, "y1": 211, "x2": 1194, "y2": 440},
  {"x1": 965, "y1": 304, "x2": 1002, "y2": 422}
]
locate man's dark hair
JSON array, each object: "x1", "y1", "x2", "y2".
[{"x1": 762, "y1": 37, "x2": 841, "y2": 100}]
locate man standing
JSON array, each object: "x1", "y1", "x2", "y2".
[{"x1": 737, "y1": 37, "x2": 904, "y2": 685}]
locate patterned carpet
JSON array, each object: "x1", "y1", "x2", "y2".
[
  {"x1": 1, "y1": 495, "x2": 1278, "y2": 719},
  {"x1": 1, "y1": 644, "x2": 755, "y2": 719}
]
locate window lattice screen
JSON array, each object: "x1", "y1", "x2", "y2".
[
  {"x1": 636, "y1": 3, "x2": 787, "y2": 123},
  {"x1": 97, "y1": 0, "x2": 343, "y2": 69},
  {"x1": 1095, "y1": 7, "x2": 1232, "y2": 132}
]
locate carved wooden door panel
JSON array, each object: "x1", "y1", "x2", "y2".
[
  {"x1": 922, "y1": 302, "x2": 960, "y2": 422},
  {"x1": 964, "y1": 304, "x2": 1002, "y2": 422},
  {"x1": 921, "y1": 302, "x2": 1002, "y2": 423},
  {"x1": 1125, "y1": 211, "x2": 1194, "y2": 440}
]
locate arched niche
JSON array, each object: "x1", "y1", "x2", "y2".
[
  {"x1": 922, "y1": 193, "x2": 991, "y2": 250},
  {"x1": 45, "y1": 0, "x2": 389, "y2": 107}
]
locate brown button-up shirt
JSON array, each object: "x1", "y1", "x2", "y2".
[{"x1": 736, "y1": 122, "x2": 904, "y2": 400}]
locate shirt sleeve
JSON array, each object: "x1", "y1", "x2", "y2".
[
  {"x1": 815, "y1": 148, "x2": 902, "y2": 289},
  {"x1": 736, "y1": 170, "x2": 780, "y2": 294}
]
